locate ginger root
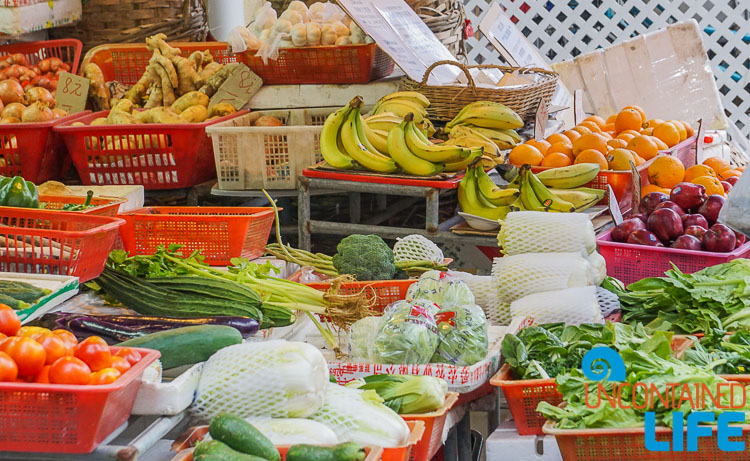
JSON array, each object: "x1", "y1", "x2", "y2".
[
  {"x1": 171, "y1": 55, "x2": 203, "y2": 95},
  {"x1": 84, "y1": 63, "x2": 111, "y2": 111},
  {"x1": 172, "y1": 91, "x2": 209, "y2": 113},
  {"x1": 146, "y1": 33, "x2": 180, "y2": 59},
  {"x1": 198, "y1": 61, "x2": 223, "y2": 81},
  {"x1": 199, "y1": 62, "x2": 241, "y2": 97},
  {"x1": 152, "y1": 63, "x2": 176, "y2": 106}
]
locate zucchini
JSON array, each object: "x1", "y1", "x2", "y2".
[
  {"x1": 285, "y1": 443, "x2": 366, "y2": 461},
  {"x1": 0, "y1": 293, "x2": 30, "y2": 310},
  {"x1": 209, "y1": 414, "x2": 280, "y2": 461},
  {"x1": 117, "y1": 325, "x2": 242, "y2": 369},
  {"x1": 147, "y1": 277, "x2": 262, "y2": 304},
  {"x1": 193, "y1": 455, "x2": 225, "y2": 461},
  {"x1": 193, "y1": 440, "x2": 266, "y2": 461},
  {"x1": 0, "y1": 280, "x2": 51, "y2": 303}
]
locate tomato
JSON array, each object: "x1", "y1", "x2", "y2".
[
  {"x1": 74, "y1": 336, "x2": 111, "y2": 372},
  {"x1": 0, "y1": 305, "x2": 21, "y2": 336},
  {"x1": 89, "y1": 367, "x2": 121, "y2": 385},
  {"x1": 16, "y1": 326, "x2": 49, "y2": 339},
  {"x1": 0, "y1": 351, "x2": 18, "y2": 382},
  {"x1": 4, "y1": 337, "x2": 46, "y2": 377},
  {"x1": 110, "y1": 356, "x2": 131, "y2": 374},
  {"x1": 0, "y1": 336, "x2": 19, "y2": 352},
  {"x1": 37, "y1": 333, "x2": 70, "y2": 365},
  {"x1": 34, "y1": 365, "x2": 51, "y2": 383},
  {"x1": 114, "y1": 347, "x2": 141, "y2": 366},
  {"x1": 52, "y1": 329, "x2": 78, "y2": 349},
  {"x1": 49, "y1": 357, "x2": 91, "y2": 385},
  {"x1": 0, "y1": 333, "x2": 6, "y2": 341}
]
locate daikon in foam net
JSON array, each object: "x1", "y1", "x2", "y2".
[
  {"x1": 392, "y1": 234, "x2": 444, "y2": 264},
  {"x1": 497, "y1": 211, "x2": 596, "y2": 256},
  {"x1": 510, "y1": 286, "x2": 604, "y2": 325}
]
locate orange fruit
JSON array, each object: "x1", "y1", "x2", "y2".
[
  {"x1": 579, "y1": 120, "x2": 602, "y2": 132},
  {"x1": 653, "y1": 122, "x2": 681, "y2": 147},
  {"x1": 572, "y1": 133, "x2": 608, "y2": 157},
  {"x1": 607, "y1": 138, "x2": 628, "y2": 149},
  {"x1": 619, "y1": 129, "x2": 642, "y2": 137},
  {"x1": 604, "y1": 130, "x2": 617, "y2": 138},
  {"x1": 622, "y1": 105, "x2": 646, "y2": 123},
  {"x1": 679, "y1": 120, "x2": 695, "y2": 137},
  {"x1": 525, "y1": 139, "x2": 551, "y2": 155},
  {"x1": 615, "y1": 109, "x2": 643, "y2": 133},
  {"x1": 563, "y1": 130, "x2": 581, "y2": 143},
  {"x1": 547, "y1": 142, "x2": 574, "y2": 161},
  {"x1": 606, "y1": 114, "x2": 617, "y2": 124},
  {"x1": 541, "y1": 152, "x2": 572, "y2": 167},
  {"x1": 575, "y1": 149, "x2": 609, "y2": 171},
  {"x1": 608, "y1": 148, "x2": 637, "y2": 171},
  {"x1": 719, "y1": 169, "x2": 742, "y2": 180},
  {"x1": 643, "y1": 118, "x2": 664, "y2": 129},
  {"x1": 627, "y1": 135, "x2": 659, "y2": 160},
  {"x1": 632, "y1": 154, "x2": 647, "y2": 166},
  {"x1": 684, "y1": 165, "x2": 717, "y2": 182},
  {"x1": 641, "y1": 127, "x2": 654, "y2": 136},
  {"x1": 508, "y1": 144, "x2": 544, "y2": 166},
  {"x1": 572, "y1": 125, "x2": 592, "y2": 136},
  {"x1": 641, "y1": 183, "x2": 672, "y2": 197},
  {"x1": 691, "y1": 175, "x2": 725, "y2": 196},
  {"x1": 702, "y1": 157, "x2": 731, "y2": 174},
  {"x1": 598, "y1": 131, "x2": 613, "y2": 140},
  {"x1": 584, "y1": 115, "x2": 607, "y2": 128},
  {"x1": 546, "y1": 133, "x2": 572, "y2": 147},
  {"x1": 668, "y1": 119, "x2": 687, "y2": 142},
  {"x1": 738, "y1": 166, "x2": 746, "y2": 172},
  {"x1": 650, "y1": 136, "x2": 668, "y2": 150},
  {"x1": 603, "y1": 123, "x2": 615, "y2": 132},
  {"x1": 616, "y1": 133, "x2": 636, "y2": 143},
  {"x1": 648, "y1": 155, "x2": 685, "y2": 189}
]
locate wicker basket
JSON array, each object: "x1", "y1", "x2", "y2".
[
  {"x1": 400, "y1": 60, "x2": 558, "y2": 123},
  {"x1": 406, "y1": 0, "x2": 466, "y2": 59},
  {"x1": 50, "y1": 0, "x2": 208, "y2": 52}
]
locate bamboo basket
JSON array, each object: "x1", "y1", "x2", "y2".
[
  {"x1": 50, "y1": 0, "x2": 208, "y2": 52},
  {"x1": 400, "y1": 60, "x2": 558, "y2": 123},
  {"x1": 406, "y1": 0, "x2": 466, "y2": 59}
]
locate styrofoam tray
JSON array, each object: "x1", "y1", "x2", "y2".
[
  {"x1": 0, "y1": 272, "x2": 78, "y2": 323},
  {"x1": 131, "y1": 362, "x2": 203, "y2": 416}
]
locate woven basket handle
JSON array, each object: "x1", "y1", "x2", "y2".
[{"x1": 419, "y1": 60, "x2": 477, "y2": 94}]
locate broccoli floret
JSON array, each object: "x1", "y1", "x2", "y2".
[{"x1": 332, "y1": 234, "x2": 396, "y2": 281}]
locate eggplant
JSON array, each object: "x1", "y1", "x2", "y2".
[{"x1": 35, "y1": 313, "x2": 260, "y2": 342}]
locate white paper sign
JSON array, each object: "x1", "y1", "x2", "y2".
[
  {"x1": 336, "y1": 0, "x2": 460, "y2": 84},
  {"x1": 608, "y1": 185, "x2": 623, "y2": 225}
]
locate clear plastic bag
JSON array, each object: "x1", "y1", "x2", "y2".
[
  {"x1": 349, "y1": 316, "x2": 383, "y2": 362},
  {"x1": 406, "y1": 270, "x2": 475, "y2": 309},
  {"x1": 250, "y1": 2, "x2": 277, "y2": 35},
  {"x1": 719, "y1": 169, "x2": 750, "y2": 236},
  {"x1": 431, "y1": 304, "x2": 488, "y2": 366},
  {"x1": 372, "y1": 300, "x2": 439, "y2": 364}
]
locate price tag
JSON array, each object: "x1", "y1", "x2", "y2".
[
  {"x1": 608, "y1": 185, "x2": 623, "y2": 225},
  {"x1": 573, "y1": 89, "x2": 584, "y2": 125},
  {"x1": 695, "y1": 118, "x2": 705, "y2": 162},
  {"x1": 55, "y1": 72, "x2": 90, "y2": 115},
  {"x1": 534, "y1": 98, "x2": 548, "y2": 141},
  {"x1": 208, "y1": 64, "x2": 263, "y2": 110}
]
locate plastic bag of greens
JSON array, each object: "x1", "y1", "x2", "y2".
[
  {"x1": 349, "y1": 316, "x2": 383, "y2": 362},
  {"x1": 431, "y1": 304, "x2": 488, "y2": 366},
  {"x1": 372, "y1": 300, "x2": 439, "y2": 364},
  {"x1": 406, "y1": 270, "x2": 475, "y2": 308}
]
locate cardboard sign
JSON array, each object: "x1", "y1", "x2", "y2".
[
  {"x1": 608, "y1": 185, "x2": 623, "y2": 225},
  {"x1": 573, "y1": 89, "x2": 584, "y2": 125},
  {"x1": 695, "y1": 118, "x2": 705, "y2": 161},
  {"x1": 208, "y1": 64, "x2": 262, "y2": 110},
  {"x1": 534, "y1": 98, "x2": 548, "y2": 140},
  {"x1": 630, "y1": 160, "x2": 641, "y2": 215},
  {"x1": 55, "y1": 72, "x2": 89, "y2": 115}
]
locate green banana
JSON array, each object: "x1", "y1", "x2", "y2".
[
  {"x1": 473, "y1": 165, "x2": 520, "y2": 206},
  {"x1": 320, "y1": 105, "x2": 355, "y2": 169}
]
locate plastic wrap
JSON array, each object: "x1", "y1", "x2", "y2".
[
  {"x1": 405, "y1": 270, "x2": 475, "y2": 308},
  {"x1": 510, "y1": 286, "x2": 604, "y2": 325},
  {"x1": 498, "y1": 211, "x2": 596, "y2": 256},
  {"x1": 718, "y1": 171, "x2": 750, "y2": 237},
  {"x1": 349, "y1": 316, "x2": 383, "y2": 362},
  {"x1": 431, "y1": 304, "x2": 488, "y2": 366},
  {"x1": 372, "y1": 300, "x2": 439, "y2": 364}
]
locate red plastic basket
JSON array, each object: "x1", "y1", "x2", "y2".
[
  {"x1": 0, "y1": 112, "x2": 90, "y2": 183},
  {"x1": 401, "y1": 393, "x2": 459, "y2": 461},
  {"x1": 490, "y1": 363, "x2": 561, "y2": 436},
  {"x1": 37, "y1": 194, "x2": 124, "y2": 216},
  {"x1": 81, "y1": 42, "x2": 235, "y2": 85},
  {"x1": 0, "y1": 38, "x2": 83, "y2": 73},
  {"x1": 0, "y1": 346, "x2": 159, "y2": 453},
  {"x1": 54, "y1": 110, "x2": 247, "y2": 190},
  {"x1": 597, "y1": 228, "x2": 750, "y2": 285},
  {"x1": 118, "y1": 206, "x2": 275, "y2": 265},
  {"x1": 382, "y1": 421, "x2": 425, "y2": 461},
  {"x1": 236, "y1": 43, "x2": 394, "y2": 85},
  {"x1": 544, "y1": 421, "x2": 750, "y2": 461},
  {"x1": 306, "y1": 279, "x2": 418, "y2": 312},
  {"x1": 0, "y1": 209, "x2": 124, "y2": 282}
]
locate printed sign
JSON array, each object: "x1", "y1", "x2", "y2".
[
  {"x1": 55, "y1": 72, "x2": 89, "y2": 115},
  {"x1": 573, "y1": 89, "x2": 584, "y2": 125},
  {"x1": 208, "y1": 64, "x2": 262, "y2": 110},
  {"x1": 534, "y1": 98, "x2": 548, "y2": 140},
  {"x1": 695, "y1": 118, "x2": 705, "y2": 161}
]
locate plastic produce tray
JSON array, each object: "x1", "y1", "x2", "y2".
[
  {"x1": 0, "y1": 38, "x2": 83, "y2": 73},
  {"x1": 37, "y1": 194, "x2": 124, "y2": 216},
  {"x1": 401, "y1": 393, "x2": 459, "y2": 461},
  {"x1": 306, "y1": 279, "x2": 418, "y2": 312}
]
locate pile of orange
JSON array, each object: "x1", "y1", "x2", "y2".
[
  {"x1": 642, "y1": 156, "x2": 744, "y2": 198},
  {"x1": 507, "y1": 105, "x2": 695, "y2": 171}
]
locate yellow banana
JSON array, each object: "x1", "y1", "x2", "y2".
[
  {"x1": 445, "y1": 148, "x2": 482, "y2": 172},
  {"x1": 498, "y1": 128, "x2": 522, "y2": 143},
  {"x1": 377, "y1": 91, "x2": 430, "y2": 108},
  {"x1": 526, "y1": 169, "x2": 576, "y2": 212},
  {"x1": 451, "y1": 105, "x2": 523, "y2": 130},
  {"x1": 458, "y1": 167, "x2": 511, "y2": 221},
  {"x1": 519, "y1": 167, "x2": 547, "y2": 211},
  {"x1": 550, "y1": 187, "x2": 605, "y2": 211},
  {"x1": 461, "y1": 125, "x2": 517, "y2": 149},
  {"x1": 357, "y1": 109, "x2": 389, "y2": 156},
  {"x1": 405, "y1": 121, "x2": 470, "y2": 163},
  {"x1": 449, "y1": 126, "x2": 501, "y2": 156},
  {"x1": 365, "y1": 118, "x2": 401, "y2": 133},
  {"x1": 365, "y1": 128, "x2": 390, "y2": 154},
  {"x1": 535, "y1": 163, "x2": 600, "y2": 189},
  {"x1": 419, "y1": 118, "x2": 436, "y2": 137},
  {"x1": 473, "y1": 164, "x2": 520, "y2": 206},
  {"x1": 373, "y1": 100, "x2": 427, "y2": 122},
  {"x1": 386, "y1": 117, "x2": 444, "y2": 176},
  {"x1": 341, "y1": 103, "x2": 397, "y2": 173},
  {"x1": 447, "y1": 101, "x2": 499, "y2": 128},
  {"x1": 320, "y1": 105, "x2": 355, "y2": 169},
  {"x1": 445, "y1": 135, "x2": 498, "y2": 157}
]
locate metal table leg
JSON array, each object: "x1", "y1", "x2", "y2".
[
  {"x1": 298, "y1": 176, "x2": 311, "y2": 251},
  {"x1": 457, "y1": 412, "x2": 473, "y2": 460},
  {"x1": 424, "y1": 187, "x2": 440, "y2": 234},
  {"x1": 349, "y1": 192, "x2": 361, "y2": 224}
]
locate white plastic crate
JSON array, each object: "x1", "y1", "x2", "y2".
[{"x1": 206, "y1": 109, "x2": 333, "y2": 190}]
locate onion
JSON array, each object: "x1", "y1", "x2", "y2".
[
  {"x1": 0, "y1": 79, "x2": 25, "y2": 105},
  {"x1": 253, "y1": 115, "x2": 283, "y2": 126},
  {"x1": 0, "y1": 117, "x2": 20, "y2": 124},
  {"x1": 52, "y1": 108, "x2": 68, "y2": 119},
  {"x1": 1, "y1": 102, "x2": 24, "y2": 119},
  {"x1": 21, "y1": 101, "x2": 54, "y2": 123},
  {"x1": 25, "y1": 86, "x2": 55, "y2": 108}
]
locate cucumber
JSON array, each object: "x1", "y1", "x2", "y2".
[
  {"x1": 193, "y1": 455, "x2": 226, "y2": 461},
  {"x1": 0, "y1": 293, "x2": 30, "y2": 310},
  {"x1": 0, "y1": 280, "x2": 51, "y2": 303},
  {"x1": 334, "y1": 442, "x2": 367, "y2": 461},
  {"x1": 286, "y1": 443, "x2": 366, "y2": 461},
  {"x1": 193, "y1": 440, "x2": 266, "y2": 461},
  {"x1": 117, "y1": 325, "x2": 242, "y2": 369},
  {"x1": 209, "y1": 413, "x2": 280, "y2": 461}
]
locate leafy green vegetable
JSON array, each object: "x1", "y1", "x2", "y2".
[
  {"x1": 346, "y1": 374, "x2": 447, "y2": 414},
  {"x1": 332, "y1": 234, "x2": 396, "y2": 281},
  {"x1": 372, "y1": 300, "x2": 439, "y2": 364},
  {"x1": 431, "y1": 303, "x2": 488, "y2": 366},
  {"x1": 405, "y1": 271, "x2": 475, "y2": 308},
  {"x1": 681, "y1": 329, "x2": 750, "y2": 375}
]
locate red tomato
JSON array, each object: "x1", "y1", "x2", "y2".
[
  {"x1": 89, "y1": 367, "x2": 121, "y2": 385},
  {"x1": 49, "y1": 357, "x2": 91, "y2": 385},
  {"x1": 52, "y1": 329, "x2": 78, "y2": 350},
  {"x1": 74, "y1": 336, "x2": 111, "y2": 372},
  {"x1": 0, "y1": 336, "x2": 19, "y2": 352},
  {"x1": 34, "y1": 365, "x2": 51, "y2": 383},
  {"x1": 4, "y1": 337, "x2": 45, "y2": 377},
  {"x1": 0, "y1": 305, "x2": 21, "y2": 336},
  {"x1": 37, "y1": 333, "x2": 70, "y2": 365},
  {"x1": 16, "y1": 326, "x2": 49, "y2": 339},
  {"x1": 0, "y1": 351, "x2": 18, "y2": 382},
  {"x1": 0, "y1": 332, "x2": 6, "y2": 341},
  {"x1": 110, "y1": 356, "x2": 131, "y2": 374},
  {"x1": 114, "y1": 347, "x2": 142, "y2": 366}
]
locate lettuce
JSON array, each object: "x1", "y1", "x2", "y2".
[
  {"x1": 372, "y1": 300, "x2": 439, "y2": 364},
  {"x1": 431, "y1": 303, "x2": 488, "y2": 366}
]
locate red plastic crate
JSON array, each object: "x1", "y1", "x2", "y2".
[
  {"x1": 401, "y1": 393, "x2": 459, "y2": 461},
  {"x1": 236, "y1": 43, "x2": 394, "y2": 85},
  {"x1": 37, "y1": 194, "x2": 124, "y2": 216},
  {"x1": 597, "y1": 228, "x2": 750, "y2": 285},
  {"x1": 0, "y1": 209, "x2": 124, "y2": 282},
  {"x1": 0, "y1": 346, "x2": 159, "y2": 453},
  {"x1": 0, "y1": 112, "x2": 90, "y2": 183},
  {"x1": 490, "y1": 363, "x2": 561, "y2": 436},
  {"x1": 54, "y1": 110, "x2": 247, "y2": 190},
  {"x1": 118, "y1": 206, "x2": 275, "y2": 265},
  {"x1": 306, "y1": 279, "x2": 418, "y2": 312},
  {"x1": 382, "y1": 421, "x2": 424, "y2": 461},
  {"x1": 0, "y1": 38, "x2": 83, "y2": 73}
]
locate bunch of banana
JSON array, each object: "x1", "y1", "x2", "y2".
[
  {"x1": 504, "y1": 164, "x2": 605, "y2": 212},
  {"x1": 446, "y1": 125, "x2": 500, "y2": 156},
  {"x1": 371, "y1": 91, "x2": 430, "y2": 123},
  {"x1": 445, "y1": 101, "x2": 523, "y2": 150},
  {"x1": 458, "y1": 162, "x2": 519, "y2": 221},
  {"x1": 364, "y1": 112, "x2": 435, "y2": 137}
]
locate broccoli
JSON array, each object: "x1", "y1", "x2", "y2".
[{"x1": 332, "y1": 234, "x2": 396, "y2": 281}]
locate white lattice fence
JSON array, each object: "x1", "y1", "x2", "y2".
[{"x1": 462, "y1": 0, "x2": 749, "y2": 138}]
